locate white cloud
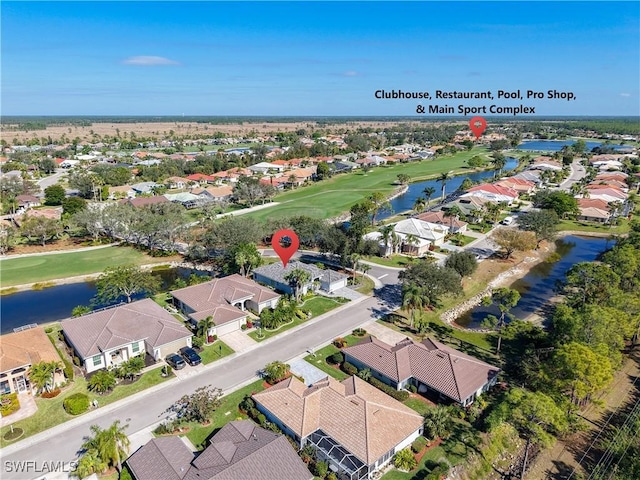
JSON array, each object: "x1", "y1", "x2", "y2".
[
  {"x1": 343, "y1": 70, "x2": 359, "y2": 77},
  {"x1": 122, "y1": 56, "x2": 180, "y2": 66},
  {"x1": 620, "y1": 93, "x2": 631, "y2": 97}
]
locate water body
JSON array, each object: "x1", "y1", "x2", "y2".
[
  {"x1": 382, "y1": 157, "x2": 519, "y2": 219},
  {"x1": 455, "y1": 235, "x2": 613, "y2": 329},
  {"x1": 517, "y1": 140, "x2": 628, "y2": 152},
  {"x1": 0, "y1": 267, "x2": 210, "y2": 334}
]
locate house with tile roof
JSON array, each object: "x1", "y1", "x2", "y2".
[
  {"x1": 393, "y1": 218, "x2": 449, "y2": 252},
  {"x1": 253, "y1": 375, "x2": 423, "y2": 480},
  {"x1": 415, "y1": 211, "x2": 468, "y2": 234},
  {"x1": 252, "y1": 260, "x2": 349, "y2": 295},
  {"x1": 126, "y1": 420, "x2": 312, "y2": 480},
  {"x1": 0, "y1": 327, "x2": 65, "y2": 394},
  {"x1": 61, "y1": 299, "x2": 192, "y2": 373},
  {"x1": 462, "y1": 183, "x2": 519, "y2": 204},
  {"x1": 170, "y1": 274, "x2": 280, "y2": 336},
  {"x1": 342, "y1": 337, "x2": 500, "y2": 406}
]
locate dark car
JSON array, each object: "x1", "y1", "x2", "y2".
[
  {"x1": 165, "y1": 353, "x2": 186, "y2": 370},
  {"x1": 179, "y1": 347, "x2": 202, "y2": 366}
]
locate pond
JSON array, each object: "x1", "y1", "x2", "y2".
[
  {"x1": 380, "y1": 157, "x2": 519, "y2": 220},
  {"x1": 517, "y1": 140, "x2": 629, "y2": 152},
  {"x1": 0, "y1": 267, "x2": 211, "y2": 334},
  {"x1": 454, "y1": 235, "x2": 614, "y2": 329}
]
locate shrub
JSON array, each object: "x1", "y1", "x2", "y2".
[
  {"x1": 63, "y1": 393, "x2": 89, "y2": 415},
  {"x1": 342, "y1": 361, "x2": 358, "y2": 376},
  {"x1": 368, "y1": 377, "x2": 409, "y2": 401},
  {"x1": 328, "y1": 352, "x2": 344, "y2": 365},
  {"x1": 256, "y1": 413, "x2": 266, "y2": 426},
  {"x1": 352, "y1": 328, "x2": 367, "y2": 337},
  {"x1": 44, "y1": 327, "x2": 54, "y2": 334},
  {"x1": 209, "y1": 334, "x2": 218, "y2": 342},
  {"x1": 394, "y1": 448, "x2": 417, "y2": 471},
  {"x1": 41, "y1": 389, "x2": 61, "y2": 398},
  {"x1": 246, "y1": 320, "x2": 253, "y2": 329},
  {"x1": 425, "y1": 462, "x2": 450, "y2": 480},
  {"x1": 408, "y1": 384, "x2": 418, "y2": 393},
  {"x1": 239, "y1": 395, "x2": 256, "y2": 413},
  {"x1": 0, "y1": 393, "x2": 20, "y2": 417},
  {"x1": 73, "y1": 356, "x2": 81, "y2": 367},
  {"x1": 88, "y1": 370, "x2": 116, "y2": 394},
  {"x1": 241, "y1": 323, "x2": 248, "y2": 331},
  {"x1": 411, "y1": 436, "x2": 428, "y2": 453},
  {"x1": 333, "y1": 337, "x2": 347, "y2": 348},
  {"x1": 192, "y1": 335, "x2": 204, "y2": 349},
  {"x1": 312, "y1": 461, "x2": 328, "y2": 478},
  {"x1": 326, "y1": 473, "x2": 338, "y2": 480}
]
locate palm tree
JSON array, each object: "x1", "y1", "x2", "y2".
[
  {"x1": 74, "y1": 448, "x2": 107, "y2": 479},
  {"x1": 379, "y1": 224, "x2": 395, "y2": 257},
  {"x1": 347, "y1": 253, "x2": 361, "y2": 281},
  {"x1": 491, "y1": 152, "x2": 507, "y2": 177},
  {"x1": 82, "y1": 420, "x2": 130, "y2": 473},
  {"x1": 423, "y1": 406, "x2": 454, "y2": 440},
  {"x1": 284, "y1": 268, "x2": 311, "y2": 301},
  {"x1": 360, "y1": 263, "x2": 372, "y2": 280},
  {"x1": 443, "y1": 205, "x2": 463, "y2": 232},
  {"x1": 198, "y1": 315, "x2": 215, "y2": 343},
  {"x1": 234, "y1": 243, "x2": 262, "y2": 277},
  {"x1": 368, "y1": 192, "x2": 392, "y2": 225},
  {"x1": 402, "y1": 284, "x2": 424, "y2": 329},
  {"x1": 404, "y1": 233, "x2": 420, "y2": 256},
  {"x1": 413, "y1": 197, "x2": 426, "y2": 213},
  {"x1": 29, "y1": 360, "x2": 61, "y2": 394},
  {"x1": 437, "y1": 173, "x2": 451, "y2": 202},
  {"x1": 423, "y1": 186, "x2": 436, "y2": 205}
]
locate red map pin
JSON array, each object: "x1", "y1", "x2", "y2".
[
  {"x1": 271, "y1": 229, "x2": 300, "y2": 267},
  {"x1": 469, "y1": 116, "x2": 487, "y2": 140}
]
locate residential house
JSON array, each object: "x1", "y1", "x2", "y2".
[
  {"x1": 121, "y1": 196, "x2": 170, "y2": 208},
  {"x1": 0, "y1": 327, "x2": 65, "y2": 394},
  {"x1": 462, "y1": 184, "x2": 519, "y2": 205},
  {"x1": 15, "y1": 194, "x2": 41, "y2": 210},
  {"x1": 415, "y1": 211, "x2": 468, "y2": 234},
  {"x1": 252, "y1": 260, "x2": 348, "y2": 295},
  {"x1": 12, "y1": 207, "x2": 62, "y2": 227},
  {"x1": 512, "y1": 170, "x2": 543, "y2": 185},
  {"x1": 253, "y1": 375, "x2": 424, "y2": 480},
  {"x1": 248, "y1": 162, "x2": 285, "y2": 175},
  {"x1": 393, "y1": 218, "x2": 449, "y2": 252},
  {"x1": 342, "y1": 337, "x2": 500, "y2": 406},
  {"x1": 494, "y1": 177, "x2": 536, "y2": 195},
  {"x1": 530, "y1": 157, "x2": 563, "y2": 171},
  {"x1": 127, "y1": 420, "x2": 312, "y2": 480},
  {"x1": 170, "y1": 274, "x2": 280, "y2": 336},
  {"x1": 193, "y1": 185, "x2": 234, "y2": 203},
  {"x1": 61, "y1": 299, "x2": 192, "y2": 373},
  {"x1": 163, "y1": 176, "x2": 192, "y2": 190},
  {"x1": 583, "y1": 187, "x2": 627, "y2": 203},
  {"x1": 108, "y1": 185, "x2": 136, "y2": 200},
  {"x1": 185, "y1": 173, "x2": 216, "y2": 185},
  {"x1": 131, "y1": 182, "x2": 161, "y2": 195},
  {"x1": 164, "y1": 192, "x2": 204, "y2": 209}
]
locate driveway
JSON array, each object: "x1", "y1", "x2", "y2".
[
  {"x1": 361, "y1": 320, "x2": 408, "y2": 345},
  {"x1": 289, "y1": 358, "x2": 331, "y2": 386},
  {"x1": 172, "y1": 362, "x2": 207, "y2": 380},
  {"x1": 219, "y1": 330, "x2": 258, "y2": 354}
]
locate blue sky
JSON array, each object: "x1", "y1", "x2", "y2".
[{"x1": 2, "y1": 1, "x2": 638, "y2": 116}]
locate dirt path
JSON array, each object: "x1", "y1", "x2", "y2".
[{"x1": 526, "y1": 349, "x2": 640, "y2": 479}]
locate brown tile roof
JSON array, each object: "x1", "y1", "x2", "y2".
[
  {"x1": 577, "y1": 198, "x2": 611, "y2": 211},
  {"x1": 253, "y1": 376, "x2": 423, "y2": 465},
  {"x1": 171, "y1": 274, "x2": 279, "y2": 325},
  {"x1": 342, "y1": 337, "x2": 500, "y2": 403},
  {"x1": 61, "y1": 299, "x2": 192, "y2": 359},
  {"x1": 0, "y1": 328, "x2": 62, "y2": 373},
  {"x1": 123, "y1": 196, "x2": 169, "y2": 208},
  {"x1": 127, "y1": 421, "x2": 312, "y2": 480},
  {"x1": 415, "y1": 211, "x2": 467, "y2": 229}
]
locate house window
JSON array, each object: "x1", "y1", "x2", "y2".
[
  {"x1": 132, "y1": 342, "x2": 140, "y2": 354},
  {"x1": 92, "y1": 355, "x2": 102, "y2": 367}
]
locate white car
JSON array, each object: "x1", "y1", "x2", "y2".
[{"x1": 501, "y1": 216, "x2": 515, "y2": 226}]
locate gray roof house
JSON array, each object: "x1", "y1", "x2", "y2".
[
  {"x1": 252, "y1": 260, "x2": 348, "y2": 295},
  {"x1": 126, "y1": 420, "x2": 312, "y2": 480},
  {"x1": 342, "y1": 337, "x2": 500, "y2": 406},
  {"x1": 170, "y1": 274, "x2": 280, "y2": 336},
  {"x1": 61, "y1": 299, "x2": 192, "y2": 373}
]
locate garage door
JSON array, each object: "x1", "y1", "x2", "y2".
[
  {"x1": 216, "y1": 320, "x2": 240, "y2": 336},
  {"x1": 157, "y1": 337, "x2": 191, "y2": 359}
]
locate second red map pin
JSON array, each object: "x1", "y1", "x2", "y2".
[
  {"x1": 469, "y1": 116, "x2": 487, "y2": 139},
  {"x1": 271, "y1": 229, "x2": 300, "y2": 267}
]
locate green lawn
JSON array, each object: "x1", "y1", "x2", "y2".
[
  {"x1": 355, "y1": 275, "x2": 376, "y2": 295},
  {"x1": 448, "y1": 234, "x2": 476, "y2": 247},
  {"x1": 199, "y1": 341, "x2": 234, "y2": 365},
  {"x1": 245, "y1": 148, "x2": 490, "y2": 221},
  {"x1": 248, "y1": 296, "x2": 347, "y2": 342},
  {"x1": 303, "y1": 334, "x2": 369, "y2": 381},
  {"x1": 558, "y1": 218, "x2": 630, "y2": 235},
  {"x1": 181, "y1": 380, "x2": 266, "y2": 449},
  {"x1": 364, "y1": 255, "x2": 417, "y2": 268},
  {"x1": 403, "y1": 397, "x2": 433, "y2": 416},
  {"x1": 0, "y1": 367, "x2": 172, "y2": 447},
  {"x1": 0, "y1": 246, "x2": 171, "y2": 288}
]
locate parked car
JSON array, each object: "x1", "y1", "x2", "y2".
[
  {"x1": 179, "y1": 346, "x2": 202, "y2": 366},
  {"x1": 165, "y1": 353, "x2": 186, "y2": 370},
  {"x1": 501, "y1": 216, "x2": 515, "y2": 225}
]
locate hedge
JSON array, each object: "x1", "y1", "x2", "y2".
[
  {"x1": 47, "y1": 333, "x2": 74, "y2": 381},
  {"x1": 63, "y1": 393, "x2": 90, "y2": 415},
  {"x1": 328, "y1": 352, "x2": 344, "y2": 365},
  {"x1": 342, "y1": 361, "x2": 358, "y2": 376},
  {"x1": 368, "y1": 377, "x2": 409, "y2": 401},
  {"x1": 411, "y1": 436, "x2": 428, "y2": 453}
]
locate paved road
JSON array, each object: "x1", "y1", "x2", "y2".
[
  {"x1": 559, "y1": 159, "x2": 587, "y2": 191},
  {"x1": 36, "y1": 169, "x2": 68, "y2": 192},
  {"x1": 0, "y1": 273, "x2": 401, "y2": 480}
]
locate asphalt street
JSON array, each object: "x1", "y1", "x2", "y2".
[{"x1": 0, "y1": 267, "x2": 400, "y2": 480}]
